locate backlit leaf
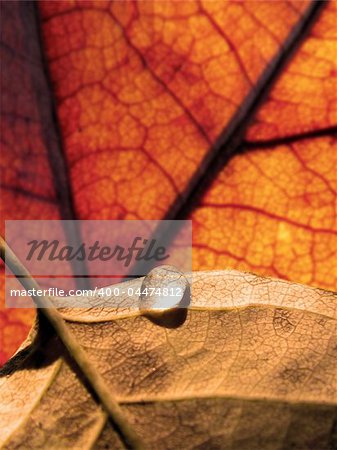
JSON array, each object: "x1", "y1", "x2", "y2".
[
  {"x1": 1, "y1": 271, "x2": 336, "y2": 449},
  {"x1": 0, "y1": 0, "x2": 336, "y2": 366}
]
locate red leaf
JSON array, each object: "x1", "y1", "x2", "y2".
[{"x1": 1, "y1": 0, "x2": 336, "y2": 363}]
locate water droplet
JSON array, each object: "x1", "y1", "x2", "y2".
[{"x1": 139, "y1": 265, "x2": 190, "y2": 327}]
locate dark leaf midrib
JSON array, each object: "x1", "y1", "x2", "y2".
[
  {"x1": 31, "y1": 2, "x2": 77, "y2": 223},
  {"x1": 28, "y1": 3, "x2": 89, "y2": 288},
  {"x1": 163, "y1": 0, "x2": 327, "y2": 221},
  {"x1": 243, "y1": 125, "x2": 337, "y2": 150}
]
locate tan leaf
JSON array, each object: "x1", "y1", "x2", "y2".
[{"x1": 1, "y1": 270, "x2": 336, "y2": 449}]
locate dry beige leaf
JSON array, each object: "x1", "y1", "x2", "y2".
[{"x1": 0, "y1": 270, "x2": 336, "y2": 449}]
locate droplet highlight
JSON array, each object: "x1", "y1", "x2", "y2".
[{"x1": 139, "y1": 265, "x2": 190, "y2": 327}]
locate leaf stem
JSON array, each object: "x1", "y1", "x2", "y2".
[{"x1": 0, "y1": 235, "x2": 145, "y2": 450}]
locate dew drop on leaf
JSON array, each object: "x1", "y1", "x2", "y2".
[{"x1": 139, "y1": 265, "x2": 190, "y2": 327}]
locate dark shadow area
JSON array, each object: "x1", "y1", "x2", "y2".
[
  {"x1": 0, "y1": 312, "x2": 60, "y2": 376},
  {"x1": 144, "y1": 307, "x2": 188, "y2": 329},
  {"x1": 142, "y1": 283, "x2": 191, "y2": 329}
]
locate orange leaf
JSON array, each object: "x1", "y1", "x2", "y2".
[
  {"x1": 192, "y1": 136, "x2": 336, "y2": 290},
  {"x1": 1, "y1": 0, "x2": 336, "y2": 364}
]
